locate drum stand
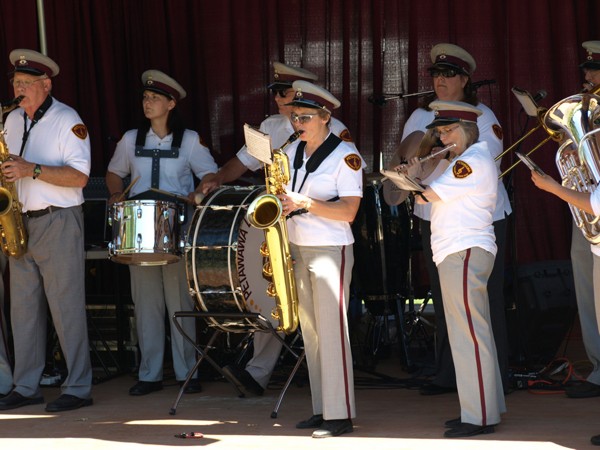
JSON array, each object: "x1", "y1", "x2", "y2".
[
  {"x1": 169, "y1": 311, "x2": 304, "y2": 416},
  {"x1": 396, "y1": 198, "x2": 434, "y2": 372}
]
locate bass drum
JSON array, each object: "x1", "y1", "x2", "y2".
[
  {"x1": 186, "y1": 186, "x2": 278, "y2": 332},
  {"x1": 352, "y1": 180, "x2": 411, "y2": 313}
]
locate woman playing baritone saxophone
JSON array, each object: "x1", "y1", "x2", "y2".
[{"x1": 277, "y1": 81, "x2": 362, "y2": 439}]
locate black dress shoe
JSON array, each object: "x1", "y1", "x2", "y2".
[
  {"x1": 45, "y1": 394, "x2": 93, "y2": 412},
  {"x1": 420, "y1": 383, "x2": 457, "y2": 396},
  {"x1": 179, "y1": 378, "x2": 202, "y2": 394},
  {"x1": 312, "y1": 419, "x2": 353, "y2": 438},
  {"x1": 444, "y1": 417, "x2": 462, "y2": 428},
  {"x1": 296, "y1": 414, "x2": 324, "y2": 429},
  {"x1": 565, "y1": 381, "x2": 600, "y2": 398},
  {"x1": 0, "y1": 391, "x2": 44, "y2": 410},
  {"x1": 444, "y1": 422, "x2": 495, "y2": 438},
  {"x1": 222, "y1": 365, "x2": 264, "y2": 396},
  {"x1": 591, "y1": 434, "x2": 600, "y2": 445},
  {"x1": 129, "y1": 381, "x2": 163, "y2": 396}
]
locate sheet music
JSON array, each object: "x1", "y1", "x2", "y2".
[
  {"x1": 380, "y1": 168, "x2": 425, "y2": 192},
  {"x1": 244, "y1": 123, "x2": 272, "y2": 165},
  {"x1": 516, "y1": 152, "x2": 545, "y2": 176}
]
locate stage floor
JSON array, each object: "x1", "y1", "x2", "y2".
[{"x1": 0, "y1": 338, "x2": 597, "y2": 450}]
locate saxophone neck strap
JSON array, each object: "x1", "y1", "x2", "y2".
[
  {"x1": 291, "y1": 133, "x2": 342, "y2": 192},
  {"x1": 134, "y1": 127, "x2": 183, "y2": 188}
]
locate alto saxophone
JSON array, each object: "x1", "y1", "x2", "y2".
[
  {"x1": 246, "y1": 131, "x2": 301, "y2": 334},
  {"x1": 0, "y1": 96, "x2": 28, "y2": 257}
]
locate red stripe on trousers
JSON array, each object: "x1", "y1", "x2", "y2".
[
  {"x1": 338, "y1": 245, "x2": 352, "y2": 418},
  {"x1": 462, "y1": 248, "x2": 487, "y2": 425}
]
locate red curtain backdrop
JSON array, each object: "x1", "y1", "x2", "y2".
[{"x1": 0, "y1": 0, "x2": 598, "y2": 265}]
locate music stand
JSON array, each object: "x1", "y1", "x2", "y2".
[{"x1": 169, "y1": 310, "x2": 304, "y2": 416}]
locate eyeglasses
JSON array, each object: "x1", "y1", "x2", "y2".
[
  {"x1": 431, "y1": 69, "x2": 458, "y2": 79},
  {"x1": 11, "y1": 77, "x2": 47, "y2": 89},
  {"x1": 290, "y1": 113, "x2": 318, "y2": 124},
  {"x1": 434, "y1": 125, "x2": 460, "y2": 138},
  {"x1": 272, "y1": 89, "x2": 293, "y2": 98}
]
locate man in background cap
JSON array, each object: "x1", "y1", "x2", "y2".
[
  {"x1": 398, "y1": 42, "x2": 511, "y2": 396},
  {"x1": 106, "y1": 69, "x2": 217, "y2": 396},
  {"x1": 0, "y1": 49, "x2": 93, "y2": 412},
  {"x1": 200, "y1": 62, "x2": 356, "y2": 397},
  {"x1": 561, "y1": 41, "x2": 600, "y2": 404}
]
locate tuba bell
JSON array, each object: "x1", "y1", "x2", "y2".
[{"x1": 544, "y1": 84, "x2": 600, "y2": 244}]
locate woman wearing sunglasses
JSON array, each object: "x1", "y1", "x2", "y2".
[
  {"x1": 277, "y1": 80, "x2": 362, "y2": 438},
  {"x1": 399, "y1": 43, "x2": 511, "y2": 404},
  {"x1": 404, "y1": 100, "x2": 506, "y2": 438}
]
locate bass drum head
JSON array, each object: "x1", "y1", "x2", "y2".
[{"x1": 186, "y1": 186, "x2": 278, "y2": 332}]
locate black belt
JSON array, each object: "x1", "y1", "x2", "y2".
[{"x1": 24, "y1": 206, "x2": 65, "y2": 218}]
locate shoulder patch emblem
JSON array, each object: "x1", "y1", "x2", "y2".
[
  {"x1": 72, "y1": 124, "x2": 88, "y2": 140},
  {"x1": 492, "y1": 124, "x2": 503, "y2": 140},
  {"x1": 453, "y1": 160, "x2": 472, "y2": 178},
  {"x1": 339, "y1": 129, "x2": 353, "y2": 142},
  {"x1": 344, "y1": 154, "x2": 362, "y2": 171}
]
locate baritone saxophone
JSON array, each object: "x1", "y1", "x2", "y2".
[
  {"x1": 246, "y1": 131, "x2": 301, "y2": 334},
  {"x1": 0, "y1": 96, "x2": 28, "y2": 257}
]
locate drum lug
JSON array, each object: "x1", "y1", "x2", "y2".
[{"x1": 137, "y1": 207, "x2": 143, "y2": 219}]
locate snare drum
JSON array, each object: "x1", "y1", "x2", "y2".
[
  {"x1": 186, "y1": 186, "x2": 278, "y2": 332},
  {"x1": 108, "y1": 199, "x2": 183, "y2": 266}
]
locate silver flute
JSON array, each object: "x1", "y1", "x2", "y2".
[{"x1": 418, "y1": 143, "x2": 457, "y2": 163}]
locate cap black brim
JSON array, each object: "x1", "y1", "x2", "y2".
[
  {"x1": 427, "y1": 62, "x2": 469, "y2": 76},
  {"x1": 425, "y1": 118, "x2": 460, "y2": 129},
  {"x1": 267, "y1": 81, "x2": 293, "y2": 90},
  {"x1": 142, "y1": 86, "x2": 174, "y2": 100},
  {"x1": 580, "y1": 61, "x2": 600, "y2": 70},
  {"x1": 285, "y1": 99, "x2": 325, "y2": 110},
  {"x1": 13, "y1": 67, "x2": 46, "y2": 76}
]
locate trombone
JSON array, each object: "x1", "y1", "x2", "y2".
[{"x1": 497, "y1": 83, "x2": 600, "y2": 179}]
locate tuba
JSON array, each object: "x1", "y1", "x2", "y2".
[
  {"x1": 246, "y1": 131, "x2": 301, "y2": 334},
  {"x1": 544, "y1": 84, "x2": 600, "y2": 244},
  {"x1": 0, "y1": 97, "x2": 28, "y2": 257}
]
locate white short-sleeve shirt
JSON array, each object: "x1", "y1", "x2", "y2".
[
  {"x1": 284, "y1": 136, "x2": 363, "y2": 246},
  {"x1": 4, "y1": 98, "x2": 91, "y2": 211},
  {"x1": 237, "y1": 114, "x2": 357, "y2": 172},
  {"x1": 107, "y1": 128, "x2": 218, "y2": 198},
  {"x1": 429, "y1": 141, "x2": 498, "y2": 265},
  {"x1": 402, "y1": 102, "x2": 510, "y2": 222}
]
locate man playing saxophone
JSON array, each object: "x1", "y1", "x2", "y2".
[{"x1": 0, "y1": 49, "x2": 93, "y2": 412}]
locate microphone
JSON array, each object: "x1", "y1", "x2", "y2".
[
  {"x1": 472, "y1": 79, "x2": 496, "y2": 89},
  {"x1": 368, "y1": 95, "x2": 388, "y2": 106},
  {"x1": 532, "y1": 90, "x2": 547, "y2": 102}
]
